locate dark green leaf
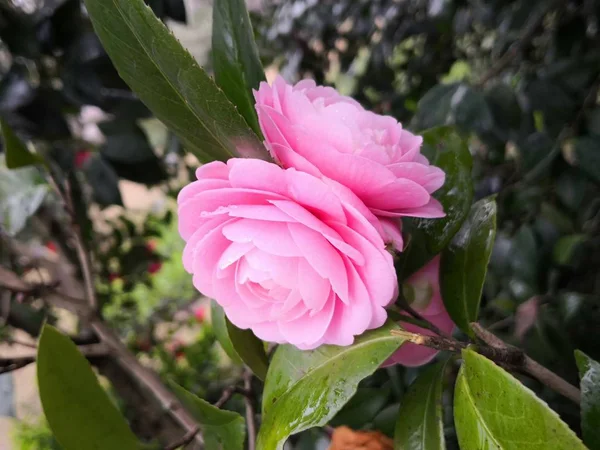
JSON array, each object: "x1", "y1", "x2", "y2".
[
  {"x1": 553, "y1": 234, "x2": 587, "y2": 267},
  {"x1": 83, "y1": 155, "x2": 123, "y2": 206},
  {"x1": 396, "y1": 126, "x2": 473, "y2": 279},
  {"x1": 257, "y1": 321, "x2": 405, "y2": 450},
  {"x1": 394, "y1": 360, "x2": 448, "y2": 450},
  {"x1": 440, "y1": 197, "x2": 497, "y2": 336},
  {"x1": 211, "y1": 301, "x2": 268, "y2": 381},
  {"x1": 455, "y1": 348, "x2": 585, "y2": 450},
  {"x1": 169, "y1": 382, "x2": 245, "y2": 450},
  {"x1": 37, "y1": 325, "x2": 140, "y2": 450},
  {"x1": 413, "y1": 83, "x2": 494, "y2": 134},
  {"x1": 330, "y1": 387, "x2": 390, "y2": 429},
  {"x1": 372, "y1": 403, "x2": 400, "y2": 437},
  {"x1": 575, "y1": 350, "x2": 600, "y2": 449},
  {"x1": 575, "y1": 136, "x2": 600, "y2": 184},
  {"x1": 0, "y1": 155, "x2": 47, "y2": 235},
  {"x1": 1, "y1": 119, "x2": 43, "y2": 168},
  {"x1": 212, "y1": 0, "x2": 265, "y2": 135},
  {"x1": 82, "y1": 0, "x2": 267, "y2": 162}
]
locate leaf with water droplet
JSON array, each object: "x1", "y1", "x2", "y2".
[{"x1": 257, "y1": 321, "x2": 404, "y2": 449}]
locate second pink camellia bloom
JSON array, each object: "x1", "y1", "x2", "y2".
[
  {"x1": 384, "y1": 255, "x2": 455, "y2": 367},
  {"x1": 178, "y1": 158, "x2": 398, "y2": 350},
  {"x1": 254, "y1": 76, "x2": 446, "y2": 250}
]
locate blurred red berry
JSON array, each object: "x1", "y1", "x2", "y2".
[
  {"x1": 45, "y1": 241, "x2": 57, "y2": 253},
  {"x1": 108, "y1": 272, "x2": 120, "y2": 282},
  {"x1": 148, "y1": 260, "x2": 162, "y2": 274},
  {"x1": 167, "y1": 339, "x2": 185, "y2": 360},
  {"x1": 135, "y1": 337, "x2": 152, "y2": 352},
  {"x1": 146, "y1": 240, "x2": 157, "y2": 253},
  {"x1": 74, "y1": 150, "x2": 92, "y2": 169},
  {"x1": 194, "y1": 307, "x2": 206, "y2": 323}
]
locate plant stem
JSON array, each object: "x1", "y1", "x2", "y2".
[{"x1": 244, "y1": 370, "x2": 257, "y2": 450}]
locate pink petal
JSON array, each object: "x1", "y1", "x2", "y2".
[{"x1": 222, "y1": 220, "x2": 302, "y2": 257}]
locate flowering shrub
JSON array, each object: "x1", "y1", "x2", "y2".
[{"x1": 2, "y1": 0, "x2": 599, "y2": 450}]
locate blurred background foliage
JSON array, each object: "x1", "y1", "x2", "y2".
[{"x1": 1, "y1": 0, "x2": 599, "y2": 448}]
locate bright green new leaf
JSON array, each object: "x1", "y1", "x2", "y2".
[
  {"x1": 394, "y1": 359, "x2": 449, "y2": 450},
  {"x1": 575, "y1": 350, "x2": 600, "y2": 449},
  {"x1": 0, "y1": 155, "x2": 48, "y2": 236},
  {"x1": 1, "y1": 119, "x2": 43, "y2": 168},
  {"x1": 212, "y1": 0, "x2": 265, "y2": 136},
  {"x1": 455, "y1": 348, "x2": 586, "y2": 450},
  {"x1": 440, "y1": 197, "x2": 497, "y2": 336},
  {"x1": 396, "y1": 126, "x2": 473, "y2": 279},
  {"x1": 169, "y1": 382, "x2": 245, "y2": 450},
  {"x1": 257, "y1": 321, "x2": 405, "y2": 450},
  {"x1": 82, "y1": 0, "x2": 267, "y2": 163},
  {"x1": 37, "y1": 325, "x2": 140, "y2": 450},
  {"x1": 211, "y1": 301, "x2": 268, "y2": 380}
]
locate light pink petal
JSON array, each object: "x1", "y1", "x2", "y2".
[
  {"x1": 278, "y1": 295, "x2": 335, "y2": 349},
  {"x1": 194, "y1": 161, "x2": 229, "y2": 180},
  {"x1": 297, "y1": 259, "x2": 331, "y2": 311},
  {"x1": 222, "y1": 220, "x2": 302, "y2": 257},
  {"x1": 288, "y1": 222, "x2": 349, "y2": 304},
  {"x1": 181, "y1": 216, "x2": 233, "y2": 268},
  {"x1": 227, "y1": 158, "x2": 288, "y2": 195},
  {"x1": 270, "y1": 199, "x2": 364, "y2": 265},
  {"x1": 227, "y1": 204, "x2": 294, "y2": 222},
  {"x1": 252, "y1": 320, "x2": 286, "y2": 343},
  {"x1": 387, "y1": 163, "x2": 446, "y2": 193},
  {"x1": 366, "y1": 178, "x2": 431, "y2": 211},
  {"x1": 380, "y1": 218, "x2": 404, "y2": 251},
  {"x1": 218, "y1": 241, "x2": 255, "y2": 270},
  {"x1": 177, "y1": 178, "x2": 231, "y2": 204}
]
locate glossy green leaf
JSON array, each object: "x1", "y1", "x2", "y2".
[
  {"x1": 169, "y1": 381, "x2": 245, "y2": 450},
  {"x1": 37, "y1": 325, "x2": 140, "y2": 450},
  {"x1": 413, "y1": 83, "x2": 494, "y2": 134},
  {"x1": 440, "y1": 197, "x2": 497, "y2": 336},
  {"x1": 330, "y1": 387, "x2": 390, "y2": 429},
  {"x1": 575, "y1": 136, "x2": 600, "y2": 184},
  {"x1": 394, "y1": 359, "x2": 449, "y2": 450},
  {"x1": 257, "y1": 321, "x2": 405, "y2": 450},
  {"x1": 211, "y1": 301, "x2": 268, "y2": 380},
  {"x1": 455, "y1": 348, "x2": 585, "y2": 450},
  {"x1": 82, "y1": 0, "x2": 267, "y2": 163},
  {"x1": 0, "y1": 155, "x2": 48, "y2": 236},
  {"x1": 1, "y1": 119, "x2": 43, "y2": 168},
  {"x1": 212, "y1": 0, "x2": 265, "y2": 135},
  {"x1": 396, "y1": 126, "x2": 473, "y2": 279},
  {"x1": 575, "y1": 350, "x2": 600, "y2": 449}
]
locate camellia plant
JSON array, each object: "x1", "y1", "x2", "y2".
[{"x1": 1, "y1": 0, "x2": 599, "y2": 450}]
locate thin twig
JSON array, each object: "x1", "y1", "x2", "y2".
[
  {"x1": 471, "y1": 323, "x2": 581, "y2": 404},
  {"x1": 214, "y1": 385, "x2": 251, "y2": 408},
  {"x1": 163, "y1": 427, "x2": 200, "y2": 450},
  {"x1": 243, "y1": 371, "x2": 257, "y2": 450}
]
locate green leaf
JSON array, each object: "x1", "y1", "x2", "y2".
[
  {"x1": 455, "y1": 349, "x2": 586, "y2": 450},
  {"x1": 82, "y1": 0, "x2": 267, "y2": 163},
  {"x1": 553, "y1": 234, "x2": 587, "y2": 267},
  {"x1": 212, "y1": 0, "x2": 265, "y2": 136},
  {"x1": 575, "y1": 136, "x2": 600, "y2": 184},
  {"x1": 575, "y1": 350, "x2": 600, "y2": 449},
  {"x1": 440, "y1": 197, "x2": 497, "y2": 336},
  {"x1": 257, "y1": 321, "x2": 405, "y2": 450},
  {"x1": 1, "y1": 119, "x2": 43, "y2": 168},
  {"x1": 396, "y1": 126, "x2": 473, "y2": 279},
  {"x1": 330, "y1": 387, "x2": 390, "y2": 429},
  {"x1": 0, "y1": 155, "x2": 48, "y2": 236},
  {"x1": 169, "y1": 382, "x2": 245, "y2": 450},
  {"x1": 211, "y1": 301, "x2": 268, "y2": 381},
  {"x1": 394, "y1": 359, "x2": 449, "y2": 450},
  {"x1": 413, "y1": 83, "x2": 494, "y2": 134},
  {"x1": 37, "y1": 325, "x2": 140, "y2": 450}
]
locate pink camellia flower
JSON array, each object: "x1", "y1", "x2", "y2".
[
  {"x1": 178, "y1": 158, "x2": 397, "y2": 350},
  {"x1": 383, "y1": 255, "x2": 454, "y2": 367},
  {"x1": 254, "y1": 76, "x2": 445, "y2": 250}
]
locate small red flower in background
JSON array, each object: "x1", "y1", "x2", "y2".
[
  {"x1": 148, "y1": 261, "x2": 162, "y2": 274},
  {"x1": 45, "y1": 241, "x2": 57, "y2": 253},
  {"x1": 108, "y1": 272, "x2": 120, "y2": 282},
  {"x1": 167, "y1": 339, "x2": 185, "y2": 360},
  {"x1": 193, "y1": 307, "x2": 206, "y2": 323},
  {"x1": 74, "y1": 150, "x2": 92, "y2": 169}
]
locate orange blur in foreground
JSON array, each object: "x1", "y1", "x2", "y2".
[{"x1": 328, "y1": 426, "x2": 393, "y2": 450}]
